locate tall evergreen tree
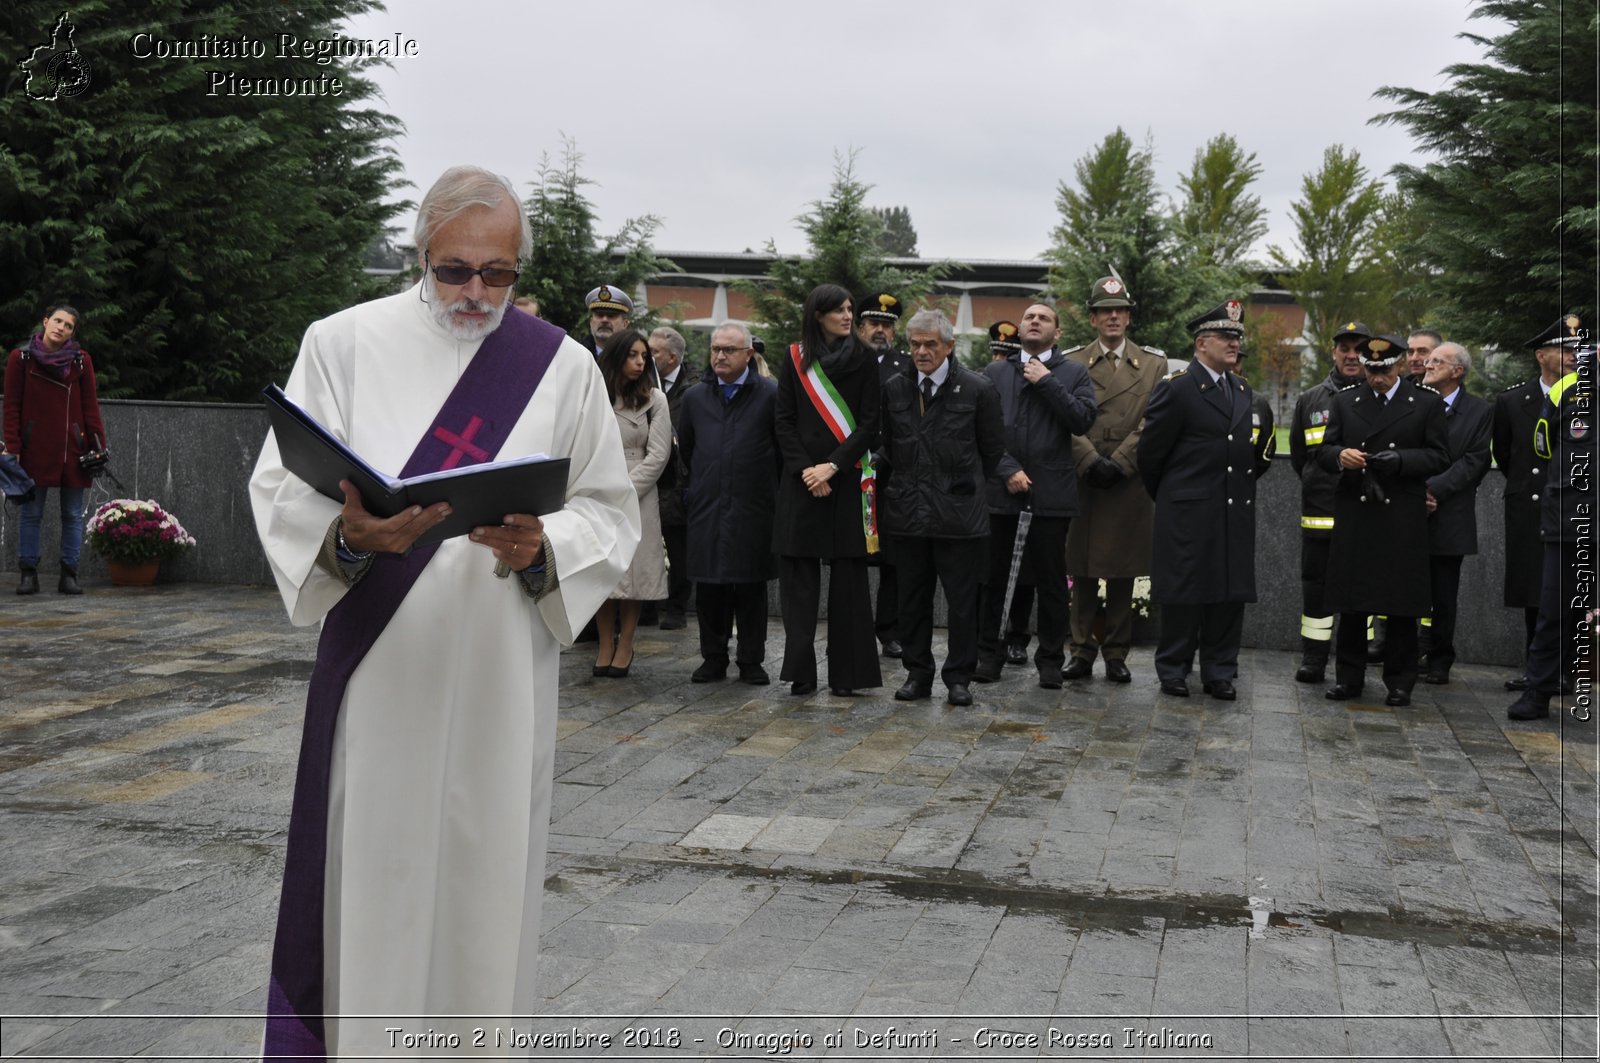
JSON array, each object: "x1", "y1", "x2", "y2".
[
  {"x1": 1372, "y1": 0, "x2": 1598, "y2": 349},
  {"x1": 1175, "y1": 133, "x2": 1268, "y2": 268},
  {"x1": 1, "y1": 1, "x2": 407, "y2": 400},
  {"x1": 1046, "y1": 129, "x2": 1205, "y2": 355},
  {"x1": 737, "y1": 151, "x2": 953, "y2": 353},
  {"x1": 870, "y1": 205, "x2": 918, "y2": 257},
  {"x1": 521, "y1": 137, "x2": 677, "y2": 340},
  {"x1": 1269, "y1": 144, "x2": 1388, "y2": 354}
]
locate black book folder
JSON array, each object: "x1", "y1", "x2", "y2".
[{"x1": 262, "y1": 384, "x2": 570, "y2": 547}]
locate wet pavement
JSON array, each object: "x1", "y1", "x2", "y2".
[{"x1": 0, "y1": 584, "x2": 1596, "y2": 1061}]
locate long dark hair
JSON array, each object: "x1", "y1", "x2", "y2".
[
  {"x1": 598, "y1": 329, "x2": 654, "y2": 409},
  {"x1": 798, "y1": 283, "x2": 854, "y2": 371}
]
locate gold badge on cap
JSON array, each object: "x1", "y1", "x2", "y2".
[
  {"x1": 597, "y1": 286, "x2": 612, "y2": 302},
  {"x1": 998, "y1": 323, "x2": 1017, "y2": 340},
  {"x1": 1565, "y1": 314, "x2": 1581, "y2": 336},
  {"x1": 879, "y1": 294, "x2": 898, "y2": 313},
  {"x1": 1343, "y1": 321, "x2": 1357, "y2": 332},
  {"x1": 1369, "y1": 339, "x2": 1391, "y2": 354}
]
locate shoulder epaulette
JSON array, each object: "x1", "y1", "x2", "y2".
[
  {"x1": 1062, "y1": 344, "x2": 1085, "y2": 355},
  {"x1": 1337, "y1": 382, "x2": 1360, "y2": 391},
  {"x1": 1417, "y1": 383, "x2": 1441, "y2": 394},
  {"x1": 1500, "y1": 380, "x2": 1531, "y2": 392},
  {"x1": 1143, "y1": 346, "x2": 1166, "y2": 357},
  {"x1": 1166, "y1": 367, "x2": 1188, "y2": 379}
]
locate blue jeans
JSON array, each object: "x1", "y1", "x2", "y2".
[{"x1": 18, "y1": 486, "x2": 87, "y2": 569}]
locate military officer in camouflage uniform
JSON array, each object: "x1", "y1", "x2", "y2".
[
  {"x1": 1287, "y1": 320, "x2": 1370, "y2": 683},
  {"x1": 1064, "y1": 275, "x2": 1167, "y2": 683}
]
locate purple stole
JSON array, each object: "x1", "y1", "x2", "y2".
[{"x1": 263, "y1": 309, "x2": 565, "y2": 1060}]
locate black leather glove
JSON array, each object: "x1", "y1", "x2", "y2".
[
  {"x1": 1366, "y1": 449, "x2": 1401, "y2": 475},
  {"x1": 1086, "y1": 457, "x2": 1123, "y2": 489}
]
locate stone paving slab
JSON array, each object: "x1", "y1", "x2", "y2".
[{"x1": 0, "y1": 584, "x2": 1596, "y2": 1060}]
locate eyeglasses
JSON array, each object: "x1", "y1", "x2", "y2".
[
  {"x1": 709, "y1": 345, "x2": 750, "y2": 357},
  {"x1": 426, "y1": 253, "x2": 519, "y2": 288}
]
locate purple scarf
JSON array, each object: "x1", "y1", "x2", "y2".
[
  {"x1": 27, "y1": 332, "x2": 80, "y2": 377},
  {"x1": 263, "y1": 309, "x2": 565, "y2": 1061}
]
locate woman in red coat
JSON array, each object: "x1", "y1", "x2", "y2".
[{"x1": 3, "y1": 304, "x2": 108, "y2": 595}]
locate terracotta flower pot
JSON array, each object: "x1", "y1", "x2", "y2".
[{"x1": 106, "y1": 559, "x2": 160, "y2": 586}]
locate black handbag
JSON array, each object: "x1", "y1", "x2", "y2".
[{"x1": 0, "y1": 452, "x2": 35, "y2": 504}]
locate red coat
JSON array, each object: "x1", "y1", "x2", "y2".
[{"x1": 3, "y1": 346, "x2": 108, "y2": 488}]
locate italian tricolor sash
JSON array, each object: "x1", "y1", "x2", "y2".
[{"x1": 791, "y1": 344, "x2": 879, "y2": 553}]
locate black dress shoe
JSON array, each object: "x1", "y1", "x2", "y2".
[
  {"x1": 1202, "y1": 679, "x2": 1236, "y2": 701},
  {"x1": 790, "y1": 681, "x2": 817, "y2": 696},
  {"x1": 946, "y1": 684, "x2": 973, "y2": 707},
  {"x1": 1159, "y1": 678, "x2": 1190, "y2": 698},
  {"x1": 1422, "y1": 672, "x2": 1449, "y2": 685},
  {"x1": 1038, "y1": 672, "x2": 1063, "y2": 690},
  {"x1": 1105, "y1": 659, "x2": 1132, "y2": 683},
  {"x1": 1294, "y1": 664, "x2": 1325, "y2": 684},
  {"x1": 973, "y1": 661, "x2": 1002, "y2": 684},
  {"x1": 691, "y1": 660, "x2": 728, "y2": 683},
  {"x1": 1062, "y1": 657, "x2": 1093, "y2": 681},
  {"x1": 880, "y1": 639, "x2": 904, "y2": 659},
  {"x1": 1325, "y1": 683, "x2": 1363, "y2": 701},
  {"x1": 894, "y1": 680, "x2": 931, "y2": 701},
  {"x1": 1005, "y1": 644, "x2": 1028, "y2": 666},
  {"x1": 1384, "y1": 689, "x2": 1411, "y2": 707},
  {"x1": 1504, "y1": 674, "x2": 1531, "y2": 691},
  {"x1": 738, "y1": 664, "x2": 771, "y2": 685},
  {"x1": 1507, "y1": 694, "x2": 1551, "y2": 720}
]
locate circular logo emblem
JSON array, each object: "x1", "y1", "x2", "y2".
[
  {"x1": 46, "y1": 50, "x2": 92, "y2": 98},
  {"x1": 1101, "y1": 279, "x2": 1123, "y2": 295}
]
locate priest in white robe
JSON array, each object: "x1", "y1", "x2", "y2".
[{"x1": 250, "y1": 165, "x2": 637, "y2": 1060}]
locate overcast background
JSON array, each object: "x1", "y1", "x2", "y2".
[{"x1": 340, "y1": 0, "x2": 1503, "y2": 263}]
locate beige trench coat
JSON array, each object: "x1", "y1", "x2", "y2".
[
  {"x1": 1064, "y1": 337, "x2": 1167, "y2": 577},
  {"x1": 609, "y1": 388, "x2": 672, "y2": 600}
]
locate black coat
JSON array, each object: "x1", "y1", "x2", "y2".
[
  {"x1": 1538, "y1": 369, "x2": 1593, "y2": 544},
  {"x1": 878, "y1": 364, "x2": 1004, "y2": 539},
  {"x1": 1426, "y1": 390, "x2": 1492, "y2": 556},
  {"x1": 1289, "y1": 368, "x2": 1353, "y2": 537},
  {"x1": 679, "y1": 370, "x2": 780, "y2": 584},
  {"x1": 1138, "y1": 367, "x2": 1263, "y2": 605},
  {"x1": 983, "y1": 350, "x2": 1098, "y2": 517},
  {"x1": 1492, "y1": 378, "x2": 1546, "y2": 605},
  {"x1": 877, "y1": 349, "x2": 913, "y2": 385},
  {"x1": 1316, "y1": 379, "x2": 1450, "y2": 616},
  {"x1": 656, "y1": 362, "x2": 696, "y2": 526},
  {"x1": 773, "y1": 340, "x2": 882, "y2": 558}
]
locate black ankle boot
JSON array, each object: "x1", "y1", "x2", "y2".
[
  {"x1": 17, "y1": 565, "x2": 39, "y2": 595},
  {"x1": 58, "y1": 564, "x2": 82, "y2": 595}
]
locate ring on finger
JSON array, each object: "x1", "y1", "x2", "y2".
[{"x1": 512, "y1": 543, "x2": 518, "y2": 554}]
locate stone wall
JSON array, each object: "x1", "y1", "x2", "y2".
[{"x1": 0, "y1": 400, "x2": 1529, "y2": 665}]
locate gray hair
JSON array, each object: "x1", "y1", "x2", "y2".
[
  {"x1": 905, "y1": 308, "x2": 953, "y2": 342},
  {"x1": 414, "y1": 165, "x2": 532, "y2": 260},
  {"x1": 1435, "y1": 341, "x2": 1472, "y2": 377},
  {"x1": 712, "y1": 321, "x2": 752, "y2": 347},
  {"x1": 650, "y1": 326, "x2": 686, "y2": 357}
]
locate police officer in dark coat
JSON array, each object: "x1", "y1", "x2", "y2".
[
  {"x1": 1508, "y1": 314, "x2": 1592, "y2": 720},
  {"x1": 680, "y1": 323, "x2": 780, "y2": 685},
  {"x1": 1138, "y1": 299, "x2": 1267, "y2": 701},
  {"x1": 1494, "y1": 321, "x2": 1579, "y2": 690},
  {"x1": 1317, "y1": 334, "x2": 1451, "y2": 706},
  {"x1": 878, "y1": 309, "x2": 1005, "y2": 706},
  {"x1": 976, "y1": 303, "x2": 1098, "y2": 688},
  {"x1": 1288, "y1": 320, "x2": 1369, "y2": 682},
  {"x1": 1419, "y1": 342, "x2": 1492, "y2": 684},
  {"x1": 649, "y1": 326, "x2": 696, "y2": 630},
  {"x1": 858, "y1": 292, "x2": 911, "y2": 659},
  {"x1": 773, "y1": 284, "x2": 883, "y2": 697}
]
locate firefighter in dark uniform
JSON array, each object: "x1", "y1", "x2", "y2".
[
  {"x1": 1318, "y1": 335, "x2": 1450, "y2": 706},
  {"x1": 1495, "y1": 316, "x2": 1581, "y2": 691},
  {"x1": 1288, "y1": 320, "x2": 1369, "y2": 682},
  {"x1": 1508, "y1": 317, "x2": 1593, "y2": 720},
  {"x1": 858, "y1": 292, "x2": 911, "y2": 658},
  {"x1": 1138, "y1": 299, "x2": 1269, "y2": 700}
]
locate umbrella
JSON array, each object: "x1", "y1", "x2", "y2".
[{"x1": 996, "y1": 497, "x2": 1032, "y2": 640}]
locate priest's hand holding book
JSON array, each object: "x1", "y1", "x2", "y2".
[{"x1": 337, "y1": 480, "x2": 453, "y2": 556}]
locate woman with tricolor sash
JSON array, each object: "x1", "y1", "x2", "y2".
[{"x1": 773, "y1": 284, "x2": 884, "y2": 696}]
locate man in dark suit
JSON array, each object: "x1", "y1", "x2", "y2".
[
  {"x1": 1138, "y1": 299, "x2": 1267, "y2": 701},
  {"x1": 1318, "y1": 335, "x2": 1451, "y2": 706},
  {"x1": 858, "y1": 291, "x2": 911, "y2": 659},
  {"x1": 649, "y1": 326, "x2": 696, "y2": 630},
  {"x1": 1494, "y1": 324, "x2": 1579, "y2": 691},
  {"x1": 878, "y1": 309, "x2": 1005, "y2": 706},
  {"x1": 976, "y1": 302, "x2": 1099, "y2": 689},
  {"x1": 1419, "y1": 342, "x2": 1492, "y2": 684}
]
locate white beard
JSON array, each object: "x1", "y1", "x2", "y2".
[{"x1": 425, "y1": 274, "x2": 509, "y2": 341}]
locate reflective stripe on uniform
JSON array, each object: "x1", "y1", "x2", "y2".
[
  {"x1": 1301, "y1": 614, "x2": 1334, "y2": 641},
  {"x1": 1535, "y1": 371, "x2": 1578, "y2": 460},
  {"x1": 1420, "y1": 616, "x2": 1432, "y2": 628},
  {"x1": 1303, "y1": 426, "x2": 1326, "y2": 445},
  {"x1": 1301, "y1": 516, "x2": 1334, "y2": 530}
]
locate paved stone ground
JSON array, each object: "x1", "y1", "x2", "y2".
[{"x1": 1, "y1": 584, "x2": 1596, "y2": 1061}]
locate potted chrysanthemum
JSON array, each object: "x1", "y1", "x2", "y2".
[{"x1": 85, "y1": 499, "x2": 197, "y2": 585}]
